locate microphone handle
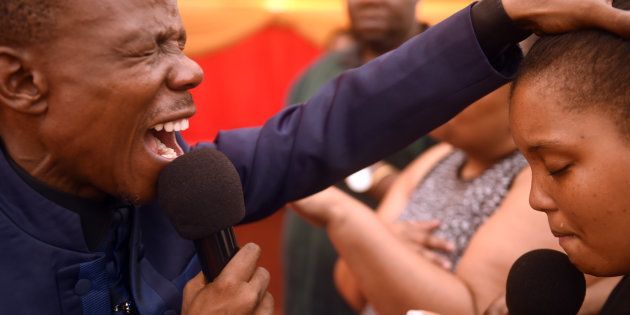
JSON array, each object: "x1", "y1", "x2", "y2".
[{"x1": 194, "y1": 227, "x2": 240, "y2": 282}]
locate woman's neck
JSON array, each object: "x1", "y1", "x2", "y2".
[{"x1": 459, "y1": 137, "x2": 517, "y2": 180}]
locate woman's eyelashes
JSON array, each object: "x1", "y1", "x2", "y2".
[{"x1": 547, "y1": 163, "x2": 572, "y2": 176}]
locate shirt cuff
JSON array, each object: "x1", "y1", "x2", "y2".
[{"x1": 471, "y1": 0, "x2": 531, "y2": 62}]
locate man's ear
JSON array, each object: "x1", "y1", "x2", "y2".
[{"x1": 0, "y1": 47, "x2": 48, "y2": 115}]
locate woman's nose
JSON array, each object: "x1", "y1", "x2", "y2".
[{"x1": 529, "y1": 175, "x2": 557, "y2": 213}]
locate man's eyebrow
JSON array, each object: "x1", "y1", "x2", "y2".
[
  {"x1": 156, "y1": 27, "x2": 187, "y2": 45},
  {"x1": 118, "y1": 29, "x2": 154, "y2": 45},
  {"x1": 116, "y1": 24, "x2": 186, "y2": 44},
  {"x1": 178, "y1": 29, "x2": 187, "y2": 45}
]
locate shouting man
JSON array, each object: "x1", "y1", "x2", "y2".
[{"x1": 0, "y1": 0, "x2": 627, "y2": 314}]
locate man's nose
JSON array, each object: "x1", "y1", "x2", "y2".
[{"x1": 167, "y1": 54, "x2": 204, "y2": 91}]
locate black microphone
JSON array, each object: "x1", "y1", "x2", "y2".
[
  {"x1": 158, "y1": 148, "x2": 246, "y2": 282},
  {"x1": 506, "y1": 249, "x2": 586, "y2": 315}
]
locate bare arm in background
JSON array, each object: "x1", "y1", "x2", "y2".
[
  {"x1": 334, "y1": 144, "x2": 454, "y2": 312},
  {"x1": 292, "y1": 165, "x2": 567, "y2": 315}
]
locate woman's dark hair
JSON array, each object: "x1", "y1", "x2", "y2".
[{"x1": 513, "y1": 0, "x2": 630, "y2": 137}]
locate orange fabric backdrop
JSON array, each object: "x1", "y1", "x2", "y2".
[
  {"x1": 179, "y1": 0, "x2": 473, "y2": 56},
  {"x1": 180, "y1": 25, "x2": 322, "y2": 314}
]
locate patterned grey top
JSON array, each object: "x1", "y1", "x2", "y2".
[
  {"x1": 399, "y1": 149, "x2": 526, "y2": 267},
  {"x1": 362, "y1": 149, "x2": 526, "y2": 315}
]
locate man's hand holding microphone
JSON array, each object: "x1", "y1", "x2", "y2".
[
  {"x1": 182, "y1": 243, "x2": 273, "y2": 315},
  {"x1": 158, "y1": 148, "x2": 273, "y2": 315}
]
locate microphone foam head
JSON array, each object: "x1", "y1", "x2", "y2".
[
  {"x1": 157, "y1": 148, "x2": 246, "y2": 240},
  {"x1": 506, "y1": 249, "x2": 586, "y2": 315}
]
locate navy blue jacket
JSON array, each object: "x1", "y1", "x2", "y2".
[{"x1": 0, "y1": 7, "x2": 520, "y2": 315}]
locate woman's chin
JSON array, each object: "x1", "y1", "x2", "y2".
[{"x1": 568, "y1": 252, "x2": 625, "y2": 277}]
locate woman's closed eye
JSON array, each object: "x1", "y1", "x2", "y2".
[{"x1": 547, "y1": 163, "x2": 572, "y2": 176}]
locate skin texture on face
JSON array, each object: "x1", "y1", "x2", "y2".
[
  {"x1": 2, "y1": 0, "x2": 203, "y2": 204},
  {"x1": 347, "y1": 0, "x2": 419, "y2": 54},
  {"x1": 430, "y1": 85, "x2": 512, "y2": 152},
  {"x1": 429, "y1": 85, "x2": 517, "y2": 182},
  {"x1": 428, "y1": 84, "x2": 516, "y2": 181},
  {"x1": 510, "y1": 81, "x2": 630, "y2": 276}
]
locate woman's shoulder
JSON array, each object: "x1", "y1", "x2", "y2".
[
  {"x1": 398, "y1": 142, "x2": 453, "y2": 184},
  {"x1": 376, "y1": 143, "x2": 453, "y2": 219}
]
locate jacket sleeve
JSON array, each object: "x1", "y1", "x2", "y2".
[{"x1": 195, "y1": 5, "x2": 522, "y2": 222}]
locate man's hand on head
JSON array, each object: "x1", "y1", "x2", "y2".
[
  {"x1": 182, "y1": 243, "x2": 274, "y2": 315},
  {"x1": 502, "y1": 0, "x2": 630, "y2": 38}
]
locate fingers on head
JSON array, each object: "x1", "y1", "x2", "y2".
[{"x1": 596, "y1": 1, "x2": 630, "y2": 36}]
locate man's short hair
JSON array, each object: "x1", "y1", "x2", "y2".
[
  {"x1": 513, "y1": 0, "x2": 630, "y2": 138},
  {"x1": 0, "y1": 0, "x2": 60, "y2": 47}
]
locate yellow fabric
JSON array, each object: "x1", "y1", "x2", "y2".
[{"x1": 180, "y1": 0, "x2": 473, "y2": 56}]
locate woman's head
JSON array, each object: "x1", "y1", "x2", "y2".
[
  {"x1": 510, "y1": 0, "x2": 630, "y2": 276},
  {"x1": 430, "y1": 84, "x2": 513, "y2": 154}
]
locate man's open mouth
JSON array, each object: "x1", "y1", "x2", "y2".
[{"x1": 147, "y1": 118, "x2": 189, "y2": 159}]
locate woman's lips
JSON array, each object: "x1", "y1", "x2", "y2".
[{"x1": 552, "y1": 230, "x2": 578, "y2": 247}]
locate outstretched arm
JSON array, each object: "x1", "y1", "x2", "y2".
[
  {"x1": 291, "y1": 167, "x2": 572, "y2": 315},
  {"x1": 209, "y1": 0, "x2": 630, "y2": 222},
  {"x1": 291, "y1": 188, "x2": 477, "y2": 315},
  {"x1": 213, "y1": 5, "x2": 516, "y2": 222},
  {"x1": 333, "y1": 144, "x2": 455, "y2": 312}
]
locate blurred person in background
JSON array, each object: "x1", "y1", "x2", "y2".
[
  {"x1": 283, "y1": 1, "x2": 433, "y2": 314},
  {"x1": 325, "y1": 28, "x2": 356, "y2": 53}
]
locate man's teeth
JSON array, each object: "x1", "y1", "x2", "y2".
[{"x1": 152, "y1": 118, "x2": 189, "y2": 132}]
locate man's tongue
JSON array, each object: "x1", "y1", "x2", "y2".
[
  {"x1": 156, "y1": 137, "x2": 178, "y2": 159},
  {"x1": 149, "y1": 128, "x2": 182, "y2": 159}
]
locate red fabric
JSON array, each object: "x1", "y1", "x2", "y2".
[
  {"x1": 182, "y1": 25, "x2": 322, "y2": 143},
  {"x1": 180, "y1": 26, "x2": 322, "y2": 315}
]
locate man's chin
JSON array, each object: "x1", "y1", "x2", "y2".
[
  {"x1": 357, "y1": 31, "x2": 387, "y2": 43},
  {"x1": 118, "y1": 161, "x2": 163, "y2": 206},
  {"x1": 116, "y1": 186, "x2": 156, "y2": 206}
]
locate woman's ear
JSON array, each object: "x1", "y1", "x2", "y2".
[{"x1": 0, "y1": 47, "x2": 48, "y2": 115}]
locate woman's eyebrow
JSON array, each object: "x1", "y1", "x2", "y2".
[{"x1": 526, "y1": 139, "x2": 565, "y2": 154}]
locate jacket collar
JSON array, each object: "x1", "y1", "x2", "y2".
[{"x1": 0, "y1": 145, "x2": 102, "y2": 252}]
